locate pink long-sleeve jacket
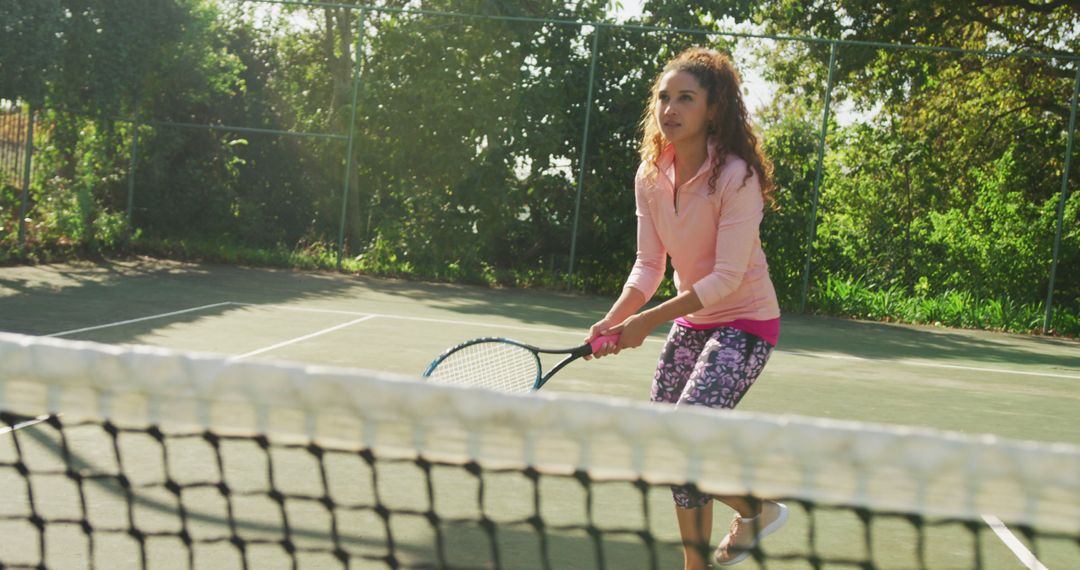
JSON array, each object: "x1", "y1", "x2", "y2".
[{"x1": 623, "y1": 144, "x2": 781, "y2": 329}]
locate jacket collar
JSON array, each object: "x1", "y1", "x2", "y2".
[{"x1": 656, "y1": 140, "x2": 718, "y2": 190}]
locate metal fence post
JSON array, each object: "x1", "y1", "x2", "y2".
[
  {"x1": 1044, "y1": 65, "x2": 1080, "y2": 334},
  {"x1": 567, "y1": 25, "x2": 602, "y2": 284},
  {"x1": 336, "y1": 8, "x2": 366, "y2": 271},
  {"x1": 799, "y1": 41, "x2": 838, "y2": 313},
  {"x1": 126, "y1": 115, "x2": 140, "y2": 240},
  {"x1": 17, "y1": 102, "x2": 34, "y2": 250}
]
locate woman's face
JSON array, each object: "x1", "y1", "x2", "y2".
[{"x1": 655, "y1": 70, "x2": 711, "y2": 146}]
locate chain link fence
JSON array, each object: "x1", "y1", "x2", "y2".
[{"x1": 4, "y1": 0, "x2": 1076, "y2": 334}]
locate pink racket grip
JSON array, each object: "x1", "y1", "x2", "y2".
[{"x1": 588, "y1": 334, "x2": 621, "y2": 354}]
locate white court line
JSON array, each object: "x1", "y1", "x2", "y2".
[
  {"x1": 895, "y1": 359, "x2": 1078, "y2": 380},
  {"x1": 227, "y1": 303, "x2": 370, "y2": 317},
  {"x1": 788, "y1": 351, "x2": 1080, "y2": 380},
  {"x1": 228, "y1": 315, "x2": 378, "y2": 361},
  {"x1": 231, "y1": 302, "x2": 1080, "y2": 380},
  {"x1": 225, "y1": 302, "x2": 639, "y2": 342},
  {"x1": 47, "y1": 302, "x2": 234, "y2": 337},
  {"x1": 981, "y1": 514, "x2": 1049, "y2": 570},
  {"x1": 0, "y1": 415, "x2": 52, "y2": 435}
]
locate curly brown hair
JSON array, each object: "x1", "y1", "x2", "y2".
[{"x1": 638, "y1": 47, "x2": 775, "y2": 208}]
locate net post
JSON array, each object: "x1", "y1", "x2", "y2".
[
  {"x1": 799, "y1": 41, "x2": 838, "y2": 313},
  {"x1": 1044, "y1": 64, "x2": 1080, "y2": 334},
  {"x1": 566, "y1": 25, "x2": 603, "y2": 287},
  {"x1": 17, "y1": 101, "x2": 34, "y2": 251},
  {"x1": 336, "y1": 7, "x2": 366, "y2": 272}
]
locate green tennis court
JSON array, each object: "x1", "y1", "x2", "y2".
[
  {"x1": 1, "y1": 259, "x2": 1078, "y2": 569},
  {"x1": 3, "y1": 259, "x2": 1077, "y2": 442}
]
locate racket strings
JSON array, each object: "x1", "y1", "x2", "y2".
[{"x1": 426, "y1": 342, "x2": 540, "y2": 393}]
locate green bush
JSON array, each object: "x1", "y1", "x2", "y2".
[{"x1": 809, "y1": 275, "x2": 1075, "y2": 336}]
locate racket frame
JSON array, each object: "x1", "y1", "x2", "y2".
[{"x1": 422, "y1": 335, "x2": 611, "y2": 391}]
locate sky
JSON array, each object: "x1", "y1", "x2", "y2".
[
  {"x1": 603, "y1": 1, "x2": 870, "y2": 126},
  {"x1": 609, "y1": 0, "x2": 646, "y2": 23},
  {"x1": 605, "y1": 0, "x2": 779, "y2": 117}
]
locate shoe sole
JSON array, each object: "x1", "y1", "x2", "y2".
[{"x1": 715, "y1": 502, "x2": 790, "y2": 567}]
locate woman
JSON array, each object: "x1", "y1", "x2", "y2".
[{"x1": 588, "y1": 47, "x2": 787, "y2": 568}]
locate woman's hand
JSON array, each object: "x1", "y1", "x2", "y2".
[
  {"x1": 584, "y1": 318, "x2": 620, "y2": 359},
  {"x1": 587, "y1": 312, "x2": 657, "y2": 360},
  {"x1": 607, "y1": 313, "x2": 656, "y2": 351}
]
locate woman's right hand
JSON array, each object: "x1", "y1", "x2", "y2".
[{"x1": 584, "y1": 318, "x2": 620, "y2": 360}]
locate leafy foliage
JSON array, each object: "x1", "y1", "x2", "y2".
[{"x1": 1, "y1": 0, "x2": 1076, "y2": 336}]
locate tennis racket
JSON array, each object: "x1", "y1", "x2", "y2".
[{"x1": 422, "y1": 334, "x2": 620, "y2": 394}]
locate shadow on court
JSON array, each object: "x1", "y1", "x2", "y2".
[
  {"x1": 343, "y1": 269, "x2": 1079, "y2": 373},
  {"x1": 778, "y1": 314, "x2": 1078, "y2": 371},
  {"x1": 1, "y1": 259, "x2": 1076, "y2": 373},
  {"x1": 0, "y1": 259, "x2": 362, "y2": 342}
]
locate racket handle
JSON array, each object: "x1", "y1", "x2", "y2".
[{"x1": 588, "y1": 334, "x2": 620, "y2": 354}]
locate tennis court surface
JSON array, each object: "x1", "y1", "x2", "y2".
[{"x1": 1, "y1": 259, "x2": 1078, "y2": 569}]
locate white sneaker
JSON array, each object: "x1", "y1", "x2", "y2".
[{"x1": 714, "y1": 501, "x2": 789, "y2": 566}]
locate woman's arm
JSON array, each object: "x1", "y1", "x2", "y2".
[
  {"x1": 691, "y1": 170, "x2": 765, "y2": 307},
  {"x1": 603, "y1": 167, "x2": 763, "y2": 352},
  {"x1": 607, "y1": 288, "x2": 704, "y2": 350},
  {"x1": 590, "y1": 169, "x2": 666, "y2": 358},
  {"x1": 603, "y1": 286, "x2": 650, "y2": 327},
  {"x1": 586, "y1": 286, "x2": 649, "y2": 358}
]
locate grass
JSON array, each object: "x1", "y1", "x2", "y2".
[{"x1": 808, "y1": 274, "x2": 1078, "y2": 337}]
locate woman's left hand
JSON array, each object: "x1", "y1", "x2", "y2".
[{"x1": 608, "y1": 313, "x2": 656, "y2": 350}]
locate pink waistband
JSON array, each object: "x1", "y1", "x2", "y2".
[{"x1": 674, "y1": 317, "x2": 780, "y2": 346}]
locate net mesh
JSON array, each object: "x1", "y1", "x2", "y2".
[
  {"x1": 424, "y1": 340, "x2": 541, "y2": 394},
  {"x1": 0, "y1": 332, "x2": 1078, "y2": 569}
]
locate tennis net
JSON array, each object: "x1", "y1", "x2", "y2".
[{"x1": 0, "y1": 332, "x2": 1077, "y2": 569}]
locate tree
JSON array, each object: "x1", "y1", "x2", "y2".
[{"x1": 693, "y1": 0, "x2": 1079, "y2": 308}]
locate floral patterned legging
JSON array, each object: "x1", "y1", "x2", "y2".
[{"x1": 650, "y1": 324, "x2": 774, "y2": 508}]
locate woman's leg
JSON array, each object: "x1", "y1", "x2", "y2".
[
  {"x1": 650, "y1": 325, "x2": 713, "y2": 568},
  {"x1": 673, "y1": 329, "x2": 778, "y2": 565},
  {"x1": 649, "y1": 324, "x2": 706, "y2": 406},
  {"x1": 675, "y1": 501, "x2": 713, "y2": 570},
  {"x1": 653, "y1": 327, "x2": 779, "y2": 568},
  {"x1": 676, "y1": 329, "x2": 770, "y2": 411}
]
